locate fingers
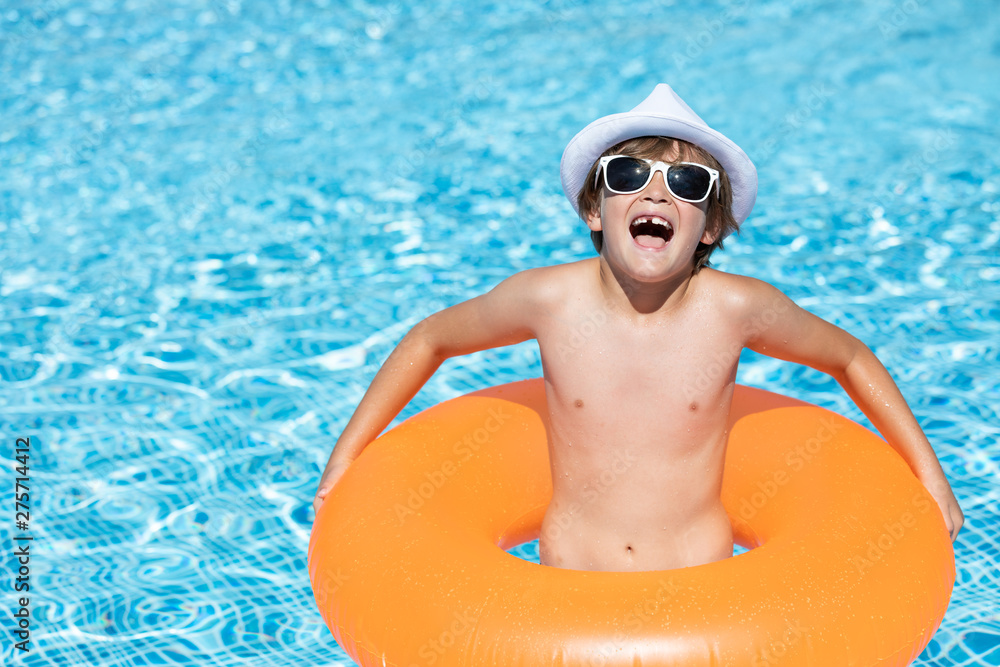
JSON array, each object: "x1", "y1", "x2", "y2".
[
  {"x1": 312, "y1": 489, "x2": 328, "y2": 517},
  {"x1": 313, "y1": 464, "x2": 351, "y2": 519},
  {"x1": 940, "y1": 502, "x2": 963, "y2": 543},
  {"x1": 950, "y1": 502, "x2": 963, "y2": 542}
]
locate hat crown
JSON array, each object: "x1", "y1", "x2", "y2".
[
  {"x1": 632, "y1": 84, "x2": 707, "y2": 128},
  {"x1": 560, "y1": 83, "x2": 757, "y2": 225}
]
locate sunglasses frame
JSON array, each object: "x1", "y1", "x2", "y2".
[{"x1": 596, "y1": 155, "x2": 720, "y2": 203}]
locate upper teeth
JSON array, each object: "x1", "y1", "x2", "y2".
[{"x1": 632, "y1": 216, "x2": 671, "y2": 227}]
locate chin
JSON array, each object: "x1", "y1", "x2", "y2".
[
  {"x1": 622, "y1": 247, "x2": 695, "y2": 278},
  {"x1": 622, "y1": 259, "x2": 688, "y2": 284}
]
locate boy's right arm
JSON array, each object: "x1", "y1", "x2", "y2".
[{"x1": 312, "y1": 269, "x2": 544, "y2": 514}]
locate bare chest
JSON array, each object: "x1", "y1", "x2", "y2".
[{"x1": 537, "y1": 302, "x2": 741, "y2": 415}]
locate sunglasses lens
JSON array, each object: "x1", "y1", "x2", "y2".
[
  {"x1": 605, "y1": 158, "x2": 713, "y2": 201},
  {"x1": 605, "y1": 157, "x2": 650, "y2": 193},
  {"x1": 667, "y1": 165, "x2": 712, "y2": 201}
]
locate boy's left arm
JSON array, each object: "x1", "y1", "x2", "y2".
[{"x1": 738, "y1": 278, "x2": 964, "y2": 542}]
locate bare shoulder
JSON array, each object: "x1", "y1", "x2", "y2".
[
  {"x1": 498, "y1": 259, "x2": 597, "y2": 307},
  {"x1": 698, "y1": 269, "x2": 848, "y2": 357},
  {"x1": 693, "y1": 269, "x2": 798, "y2": 344},
  {"x1": 694, "y1": 268, "x2": 787, "y2": 310},
  {"x1": 417, "y1": 262, "x2": 591, "y2": 357}
]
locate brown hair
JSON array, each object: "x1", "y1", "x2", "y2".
[{"x1": 576, "y1": 136, "x2": 739, "y2": 271}]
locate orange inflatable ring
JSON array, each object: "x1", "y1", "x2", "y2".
[{"x1": 309, "y1": 379, "x2": 954, "y2": 666}]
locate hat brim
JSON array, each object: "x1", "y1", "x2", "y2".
[{"x1": 560, "y1": 112, "x2": 757, "y2": 227}]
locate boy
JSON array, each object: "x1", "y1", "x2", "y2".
[{"x1": 313, "y1": 84, "x2": 962, "y2": 572}]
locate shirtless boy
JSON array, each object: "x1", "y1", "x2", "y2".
[{"x1": 313, "y1": 84, "x2": 963, "y2": 572}]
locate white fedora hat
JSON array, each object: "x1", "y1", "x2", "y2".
[{"x1": 560, "y1": 84, "x2": 757, "y2": 227}]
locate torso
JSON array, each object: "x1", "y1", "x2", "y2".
[{"x1": 531, "y1": 259, "x2": 746, "y2": 572}]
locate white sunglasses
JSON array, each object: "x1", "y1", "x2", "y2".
[{"x1": 596, "y1": 155, "x2": 720, "y2": 203}]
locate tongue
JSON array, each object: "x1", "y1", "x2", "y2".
[{"x1": 635, "y1": 234, "x2": 667, "y2": 249}]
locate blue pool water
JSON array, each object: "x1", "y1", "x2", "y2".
[{"x1": 1, "y1": 1, "x2": 998, "y2": 665}]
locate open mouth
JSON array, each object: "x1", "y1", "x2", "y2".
[{"x1": 630, "y1": 216, "x2": 674, "y2": 249}]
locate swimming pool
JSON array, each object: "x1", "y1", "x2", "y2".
[{"x1": 1, "y1": 0, "x2": 997, "y2": 665}]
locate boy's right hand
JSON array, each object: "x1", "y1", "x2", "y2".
[
  {"x1": 313, "y1": 458, "x2": 354, "y2": 516},
  {"x1": 309, "y1": 269, "x2": 539, "y2": 519}
]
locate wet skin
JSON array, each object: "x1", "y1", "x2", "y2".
[{"x1": 314, "y1": 148, "x2": 964, "y2": 569}]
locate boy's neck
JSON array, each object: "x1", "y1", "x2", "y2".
[{"x1": 597, "y1": 255, "x2": 698, "y2": 318}]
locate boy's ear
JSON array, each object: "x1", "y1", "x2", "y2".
[
  {"x1": 700, "y1": 213, "x2": 720, "y2": 244},
  {"x1": 584, "y1": 205, "x2": 602, "y2": 232}
]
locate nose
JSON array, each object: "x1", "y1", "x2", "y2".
[{"x1": 641, "y1": 169, "x2": 673, "y2": 203}]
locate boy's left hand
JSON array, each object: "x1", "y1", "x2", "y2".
[
  {"x1": 738, "y1": 279, "x2": 965, "y2": 545},
  {"x1": 921, "y1": 475, "x2": 964, "y2": 543}
]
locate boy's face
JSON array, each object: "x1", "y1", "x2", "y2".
[{"x1": 585, "y1": 146, "x2": 718, "y2": 283}]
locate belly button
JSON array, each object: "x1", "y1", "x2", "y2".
[{"x1": 626, "y1": 545, "x2": 632, "y2": 556}]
